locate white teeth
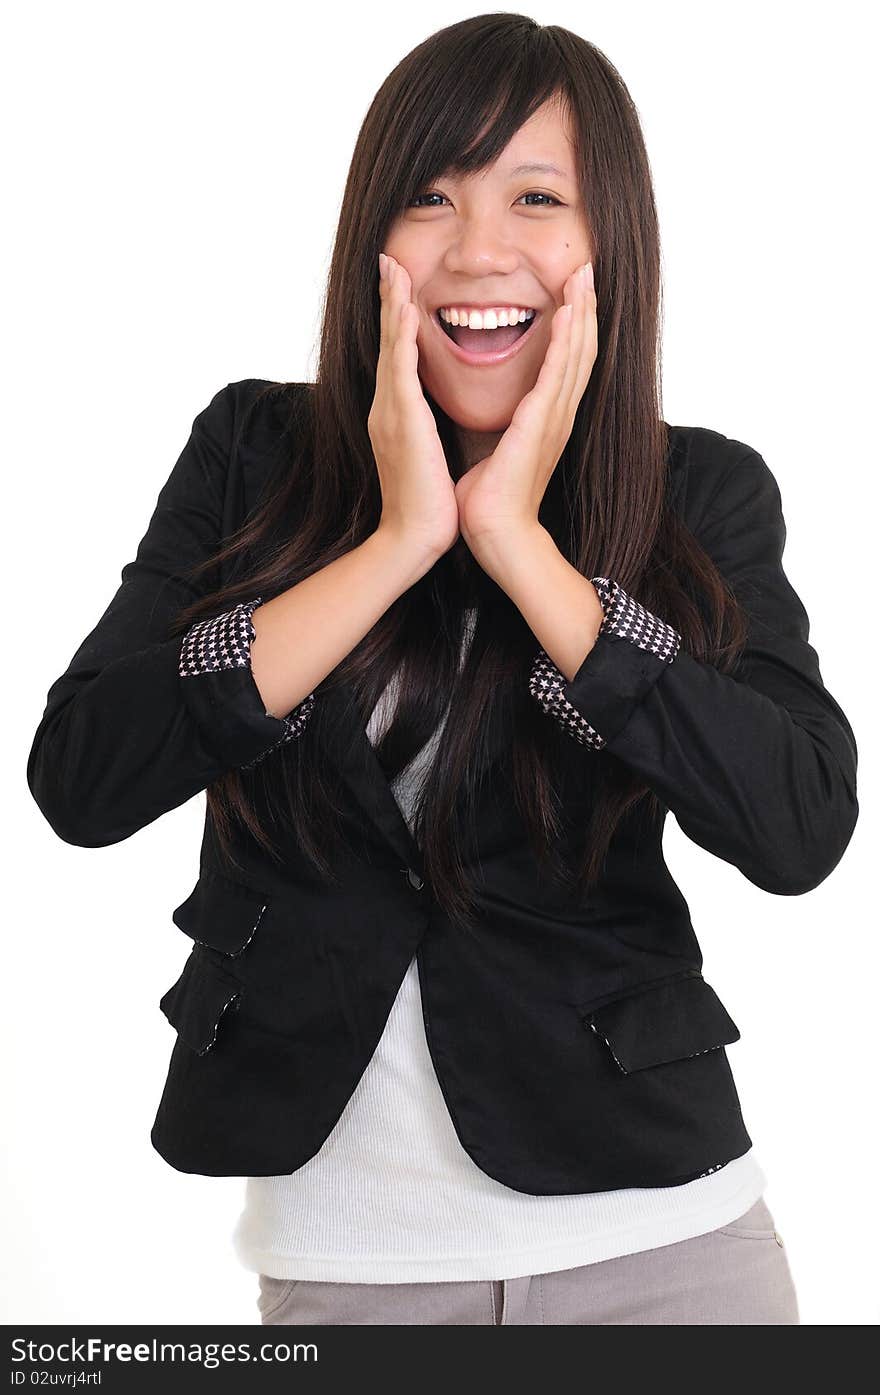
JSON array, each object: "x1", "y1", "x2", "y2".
[{"x1": 439, "y1": 306, "x2": 535, "y2": 330}]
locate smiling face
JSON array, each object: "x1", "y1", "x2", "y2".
[{"x1": 383, "y1": 94, "x2": 592, "y2": 465}]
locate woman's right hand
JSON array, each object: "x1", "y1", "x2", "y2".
[{"x1": 368, "y1": 251, "x2": 460, "y2": 563}]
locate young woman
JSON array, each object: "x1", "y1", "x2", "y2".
[{"x1": 28, "y1": 16, "x2": 858, "y2": 1325}]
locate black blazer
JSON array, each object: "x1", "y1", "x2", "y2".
[{"x1": 26, "y1": 380, "x2": 859, "y2": 1194}]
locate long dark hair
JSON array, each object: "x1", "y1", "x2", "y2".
[{"x1": 167, "y1": 13, "x2": 748, "y2": 930}]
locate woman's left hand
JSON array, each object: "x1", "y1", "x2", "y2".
[{"x1": 455, "y1": 261, "x2": 597, "y2": 557}]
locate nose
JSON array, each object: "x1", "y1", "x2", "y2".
[{"x1": 442, "y1": 223, "x2": 520, "y2": 278}]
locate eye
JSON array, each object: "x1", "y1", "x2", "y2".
[{"x1": 407, "y1": 190, "x2": 563, "y2": 209}]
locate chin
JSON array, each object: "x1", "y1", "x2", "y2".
[
  {"x1": 461, "y1": 415, "x2": 514, "y2": 433},
  {"x1": 430, "y1": 393, "x2": 516, "y2": 434}
]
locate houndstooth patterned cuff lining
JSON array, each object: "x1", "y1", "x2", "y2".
[
  {"x1": 179, "y1": 596, "x2": 316, "y2": 765},
  {"x1": 528, "y1": 576, "x2": 681, "y2": 749}
]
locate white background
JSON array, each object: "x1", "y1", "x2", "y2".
[{"x1": 5, "y1": 0, "x2": 875, "y2": 1326}]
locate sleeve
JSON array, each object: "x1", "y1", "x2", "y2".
[
  {"x1": 178, "y1": 596, "x2": 315, "y2": 772},
  {"x1": 527, "y1": 450, "x2": 859, "y2": 895},
  {"x1": 529, "y1": 576, "x2": 682, "y2": 749},
  {"x1": 26, "y1": 384, "x2": 316, "y2": 849}
]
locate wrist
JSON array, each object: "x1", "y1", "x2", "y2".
[
  {"x1": 465, "y1": 519, "x2": 549, "y2": 581},
  {"x1": 370, "y1": 524, "x2": 446, "y2": 585}
]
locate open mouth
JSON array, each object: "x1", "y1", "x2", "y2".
[{"x1": 432, "y1": 308, "x2": 540, "y2": 364}]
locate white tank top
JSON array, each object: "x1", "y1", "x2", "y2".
[{"x1": 232, "y1": 609, "x2": 766, "y2": 1282}]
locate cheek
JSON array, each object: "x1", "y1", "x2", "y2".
[
  {"x1": 416, "y1": 310, "x2": 440, "y2": 353},
  {"x1": 380, "y1": 240, "x2": 427, "y2": 289}
]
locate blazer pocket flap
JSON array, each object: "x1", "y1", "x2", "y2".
[
  {"x1": 585, "y1": 973, "x2": 741, "y2": 1074},
  {"x1": 172, "y1": 871, "x2": 269, "y2": 956},
  {"x1": 159, "y1": 952, "x2": 242, "y2": 1055}
]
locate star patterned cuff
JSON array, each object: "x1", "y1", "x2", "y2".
[
  {"x1": 179, "y1": 596, "x2": 316, "y2": 768},
  {"x1": 528, "y1": 577, "x2": 681, "y2": 749}
]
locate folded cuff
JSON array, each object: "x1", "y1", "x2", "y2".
[
  {"x1": 528, "y1": 577, "x2": 681, "y2": 748},
  {"x1": 178, "y1": 597, "x2": 316, "y2": 771}
]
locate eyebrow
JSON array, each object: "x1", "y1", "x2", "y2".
[{"x1": 507, "y1": 161, "x2": 571, "y2": 179}]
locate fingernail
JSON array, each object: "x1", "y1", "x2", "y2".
[
  {"x1": 581, "y1": 262, "x2": 594, "y2": 287},
  {"x1": 379, "y1": 252, "x2": 386, "y2": 279},
  {"x1": 387, "y1": 258, "x2": 396, "y2": 286}
]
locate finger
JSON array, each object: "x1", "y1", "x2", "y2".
[
  {"x1": 378, "y1": 251, "x2": 403, "y2": 338},
  {"x1": 533, "y1": 301, "x2": 574, "y2": 402},
  {"x1": 559, "y1": 266, "x2": 587, "y2": 409},
  {"x1": 567, "y1": 265, "x2": 597, "y2": 419},
  {"x1": 378, "y1": 251, "x2": 391, "y2": 369},
  {"x1": 389, "y1": 263, "x2": 422, "y2": 400},
  {"x1": 377, "y1": 252, "x2": 406, "y2": 396},
  {"x1": 379, "y1": 251, "x2": 387, "y2": 340},
  {"x1": 578, "y1": 264, "x2": 598, "y2": 388},
  {"x1": 386, "y1": 255, "x2": 406, "y2": 343}
]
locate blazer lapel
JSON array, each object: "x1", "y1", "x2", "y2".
[
  {"x1": 309, "y1": 674, "x2": 425, "y2": 875},
  {"x1": 306, "y1": 659, "x2": 514, "y2": 875}
]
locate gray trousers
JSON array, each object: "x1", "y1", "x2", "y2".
[{"x1": 257, "y1": 1195, "x2": 799, "y2": 1325}]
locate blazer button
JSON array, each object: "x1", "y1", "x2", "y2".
[{"x1": 407, "y1": 868, "x2": 424, "y2": 891}]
